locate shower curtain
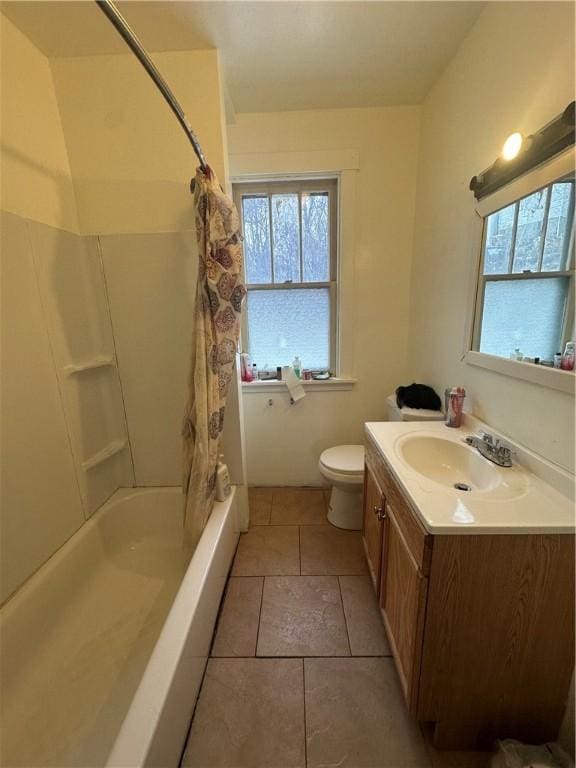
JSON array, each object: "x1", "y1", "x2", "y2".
[{"x1": 182, "y1": 166, "x2": 246, "y2": 548}]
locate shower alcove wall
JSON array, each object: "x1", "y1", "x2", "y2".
[{"x1": 1, "y1": 12, "x2": 247, "y2": 766}]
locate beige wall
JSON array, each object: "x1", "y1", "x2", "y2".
[
  {"x1": 409, "y1": 1, "x2": 575, "y2": 472},
  {"x1": 0, "y1": 15, "x2": 78, "y2": 232},
  {"x1": 228, "y1": 107, "x2": 421, "y2": 485},
  {"x1": 51, "y1": 49, "x2": 228, "y2": 234}
]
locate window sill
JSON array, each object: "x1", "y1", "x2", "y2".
[
  {"x1": 465, "y1": 351, "x2": 575, "y2": 394},
  {"x1": 242, "y1": 377, "x2": 356, "y2": 393}
]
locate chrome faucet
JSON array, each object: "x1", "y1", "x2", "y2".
[{"x1": 464, "y1": 432, "x2": 514, "y2": 468}]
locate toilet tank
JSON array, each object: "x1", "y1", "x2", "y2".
[{"x1": 386, "y1": 394, "x2": 444, "y2": 422}]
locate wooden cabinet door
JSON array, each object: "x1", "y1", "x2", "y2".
[
  {"x1": 379, "y1": 505, "x2": 428, "y2": 714},
  {"x1": 362, "y1": 464, "x2": 385, "y2": 595}
]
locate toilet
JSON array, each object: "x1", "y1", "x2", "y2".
[
  {"x1": 319, "y1": 395, "x2": 444, "y2": 529},
  {"x1": 319, "y1": 445, "x2": 365, "y2": 529},
  {"x1": 385, "y1": 394, "x2": 445, "y2": 422}
]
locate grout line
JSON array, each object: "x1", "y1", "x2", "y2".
[
  {"x1": 337, "y1": 576, "x2": 353, "y2": 657},
  {"x1": 267, "y1": 521, "x2": 330, "y2": 526},
  {"x1": 254, "y1": 575, "x2": 266, "y2": 657},
  {"x1": 206, "y1": 653, "x2": 390, "y2": 659},
  {"x1": 298, "y1": 526, "x2": 302, "y2": 575},
  {"x1": 302, "y1": 658, "x2": 308, "y2": 768},
  {"x1": 231, "y1": 573, "x2": 299, "y2": 577},
  {"x1": 232, "y1": 570, "x2": 366, "y2": 577}
]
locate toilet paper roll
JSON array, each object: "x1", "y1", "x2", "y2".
[{"x1": 282, "y1": 366, "x2": 306, "y2": 404}]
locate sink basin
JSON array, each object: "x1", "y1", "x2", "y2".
[{"x1": 396, "y1": 435, "x2": 501, "y2": 492}]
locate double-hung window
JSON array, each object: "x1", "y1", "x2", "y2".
[
  {"x1": 234, "y1": 178, "x2": 338, "y2": 372},
  {"x1": 472, "y1": 176, "x2": 575, "y2": 362}
]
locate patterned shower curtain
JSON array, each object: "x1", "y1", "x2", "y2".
[{"x1": 182, "y1": 166, "x2": 246, "y2": 548}]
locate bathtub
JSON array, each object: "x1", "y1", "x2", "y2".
[{"x1": 0, "y1": 486, "x2": 240, "y2": 768}]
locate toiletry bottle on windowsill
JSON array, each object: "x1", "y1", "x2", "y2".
[
  {"x1": 292, "y1": 356, "x2": 302, "y2": 378},
  {"x1": 241, "y1": 353, "x2": 253, "y2": 382},
  {"x1": 561, "y1": 342, "x2": 575, "y2": 371}
]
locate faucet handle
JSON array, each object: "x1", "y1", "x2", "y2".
[
  {"x1": 479, "y1": 431, "x2": 494, "y2": 446},
  {"x1": 496, "y1": 444, "x2": 513, "y2": 466}
]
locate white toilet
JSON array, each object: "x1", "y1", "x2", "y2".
[
  {"x1": 319, "y1": 395, "x2": 444, "y2": 530},
  {"x1": 319, "y1": 445, "x2": 365, "y2": 529},
  {"x1": 386, "y1": 394, "x2": 445, "y2": 422}
]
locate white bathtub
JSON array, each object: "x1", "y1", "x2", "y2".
[{"x1": 0, "y1": 486, "x2": 240, "y2": 768}]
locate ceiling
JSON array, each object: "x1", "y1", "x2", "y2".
[{"x1": 2, "y1": 1, "x2": 485, "y2": 113}]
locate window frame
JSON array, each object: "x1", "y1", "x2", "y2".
[
  {"x1": 233, "y1": 177, "x2": 339, "y2": 373},
  {"x1": 464, "y1": 148, "x2": 576, "y2": 394},
  {"x1": 471, "y1": 177, "x2": 575, "y2": 355}
]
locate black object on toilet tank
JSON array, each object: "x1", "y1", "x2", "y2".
[{"x1": 395, "y1": 383, "x2": 442, "y2": 411}]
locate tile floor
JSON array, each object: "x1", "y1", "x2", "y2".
[{"x1": 182, "y1": 488, "x2": 489, "y2": 768}]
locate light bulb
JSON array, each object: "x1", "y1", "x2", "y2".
[{"x1": 501, "y1": 132, "x2": 523, "y2": 161}]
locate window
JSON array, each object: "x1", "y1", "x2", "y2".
[
  {"x1": 472, "y1": 177, "x2": 575, "y2": 362},
  {"x1": 234, "y1": 178, "x2": 338, "y2": 372}
]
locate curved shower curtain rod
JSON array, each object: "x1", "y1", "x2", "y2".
[{"x1": 95, "y1": 0, "x2": 208, "y2": 177}]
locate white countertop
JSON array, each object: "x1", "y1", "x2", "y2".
[{"x1": 365, "y1": 420, "x2": 575, "y2": 535}]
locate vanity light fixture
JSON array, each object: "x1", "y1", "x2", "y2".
[
  {"x1": 470, "y1": 101, "x2": 575, "y2": 200},
  {"x1": 501, "y1": 131, "x2": 524, "y2": 161}
]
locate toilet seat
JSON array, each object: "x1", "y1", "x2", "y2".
[{"x1": 319, "y1": 445, "x2": 364, "y2": 483}]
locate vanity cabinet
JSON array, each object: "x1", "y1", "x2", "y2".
[
  {"x1": 362, "y1": 429, "x2": 575, "y2": 751},
  {"x1": 361, "y1": 465, "x2": 384, "y2": 593},
  {"x1": 379, "y1": 505, "x2": 428, "y2": 712}
]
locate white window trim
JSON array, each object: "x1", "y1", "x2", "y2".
[
  {"x1": 230, "y1": 148, "x2": 359, "y2": 386},
  {"x1": 462, "y1": 148, "x2": 576, "y2": 395},
  {"x1": 241, "y1": 377, "x2": 356, "y2": 393}
]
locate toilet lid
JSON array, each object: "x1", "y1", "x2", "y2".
[{"x1": 320, "y1": 445, "x2": 365, "y2": 475}]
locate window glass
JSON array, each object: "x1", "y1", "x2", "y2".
[
  {"x1": 302, "y1": 193, "x2": 330, "y2": 281},
  {"x1": 484, "y1": 203, "x2": 515, "y2": 275},
  {"x1": 542, "y1": 182, "x2": 573, "y2": 271},
  {"x1": 479, "y1": 277, "x2": 568, "y2": 360},
  {"x1": 242, "y1": 197, "x2": 271, "y2": 283},
  {"x1": 271, "y1": 194, "x2": 301, "y2": 283},
  {"x1": 512, "y1": 188, "x2": 548, "y2": 273},
  {"x1": 247, "y1": 288, "x2": 330, "y2": 369}
]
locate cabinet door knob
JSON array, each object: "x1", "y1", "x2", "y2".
[
  {"x1": 377, "y1": 508, "x2": 387, "y2": 521},
  {"x1": 373, "y1": 505, "x2": 381, "y2": 516}
]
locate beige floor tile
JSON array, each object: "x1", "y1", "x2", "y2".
[
  {"x1": 270, "y1": 488, "x2": 328, "y2": 525},
  {"x1": 182, "y1": 658, "x2": 305, "y2": 768},
  {"x1": 231, "y1": 525, "x2": 300, "y2": 576},
  {"x1": 305, "y1": 657, "x2": 431, "y2": 768},
  {"x1": 257, "y1": 576, "x2": 350, "y2": 657},
  {"x1": 339, "y1": 575, "x2": 391, "y2": 656},
  {"x1": 421, "y1": 724, "x2": 491, "y2": 768},
  {"x1": 211, "y1": 577, "x2": 263, "y2": 657},
  {"x1": 248, "y1": 487, "x2": 272, "y2": 526},
  {"x1": 300, "y1": 525, "x2": 368, "y2": 575}
]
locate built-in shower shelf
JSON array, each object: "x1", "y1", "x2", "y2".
[
  {"x1": 82, "y1": 439, "x2": 127, "y2": 471},
  {"x1": 64, "y1": 356, "x2": 115, "y2": 375}
]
